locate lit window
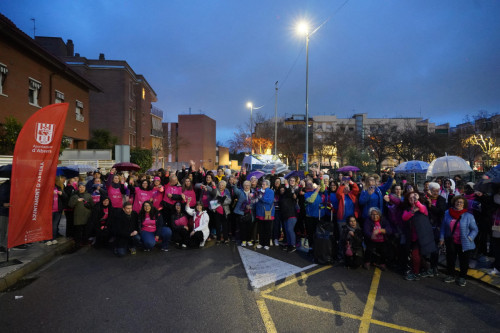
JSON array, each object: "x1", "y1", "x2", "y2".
[
  {"x1": 55, "y1": 90, "x2": 64, "y2": 103},
  {"x1": 75, "y1": 100, "x2": 84, "y2": 122},
  {"x1": 29, "y1": 77, "x2": 42, "y2": 106},
  {"x1": 142, "y1": 88, "x2": 145, "y2": 100},
  {"x1": 0, "y1": 63, "x2": 8, "y2": 96}
]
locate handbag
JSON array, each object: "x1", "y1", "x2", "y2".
[
  {"x1": 264, "y1": 204, "x2": 273, "y2": 220},
  {"x1": 345, "y1": 241, "x2": 353, "y2": 257}
]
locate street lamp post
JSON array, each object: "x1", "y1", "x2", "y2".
[
  {"x1": 246, "y1": 102, "x2": 253, "y2": 155},
  {"x1": 298, "y1": 22, "x2": 311, "y2": 172},
  {"x1": 274, "y1": 81, "x2": 278, "y2": 156}
]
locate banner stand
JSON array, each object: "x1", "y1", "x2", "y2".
[{"x1": 0, "y1": 251, "x2": 23, "y2": 268}]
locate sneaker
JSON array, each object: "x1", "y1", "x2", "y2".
[
  {"x1": 363, "y1": 262, "x2": 371, "y2": 270},
  {"x1": 45, "y1": 241, "x2": 53, "y2": 246},
  {"x1": 432, "y1": 267, "x2": 439, "y2": 277},
  {"x1": 420, "y1": 270, "x2": 433, "y2": 278},
  {"x1": 182, "y1": 244, "x2": 187, "y2": 248},
  {"x1": 247, "y1": 241, "x2": 253, "y2": 246},
  {"x1": 161, "y1": 248, "x2": 169, "y2": 252},
  {"x1": 241, "y1": 241, "x2": 247, "y2": 247},
  {"x1": 274, "y1": 239, "x2": 279, "y2": 246},
  {"x1": 281, "y1": 245, "x2": 289, "y2": 251},
  {"x1": 52, "y1": 239, "x2": 58, "y2": 245},
  {"x1": 13, "y1": 245, "x2": 28, "y2": 250},
  {"x1": 456, "y1": 277, "x2": 466, "y2": 287},
  {"x1": 130, "y1": 248, "x2": 137, "y2": 255},
  {"x1": 443, "y1": 275, "x2": 455, "y2": 283},
  {"x1": 256, "y1": 244, "x2": 263, "y2": 249},
  {"x1": 264, "y1": 246, "x2": 270, "y2": 250},
  {"x1": 287, "y1": 246, "x2": 297, "y2": 253},
  {"x1": 224, "y1": 240, "x2": 229, "y2": 245},
  {"x1": 405, "y1": 273, "x2": 420, "y2": 281},
  {"x1": 488, "y1": 267, "x2": 500, "y2": 275}
]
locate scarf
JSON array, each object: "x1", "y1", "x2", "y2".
[{"x1": 449, "y1": 208, "x2": 467, "y2": 220}]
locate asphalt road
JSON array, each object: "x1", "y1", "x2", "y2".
[{"x1": 1, "y1": 243, "x2": 500, "y2": 333}]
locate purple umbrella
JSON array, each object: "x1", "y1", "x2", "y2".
[
  {"x1": 337, "y1": 165, "x2": 360, "y2": 172},
  {"x1": 246, "y1": 170, "x2": 265, "y2": 180},
  {"x1": 285, "y1": 170, "x2": 305, "y2": 180}
]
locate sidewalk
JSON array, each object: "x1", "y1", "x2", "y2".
[{"x1": 0, "y1": 237, "x2": 75, "y2": 292}]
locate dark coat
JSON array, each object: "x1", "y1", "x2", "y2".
[
  {"x1": 279, "y1": 187, "x2": 297, "y2": 221},
  {"x1": 111, "y1": 209, "x2": 139, "y2": 248},
  {"x1": 407, "y1": 211, "x2": 437, "y2": 256},
  {"x1": 0, "y1": 180, "x2": 10, "y2": 217},
  {"x1": 363, "y1": 216, "x2": 393, "y2": 241}
]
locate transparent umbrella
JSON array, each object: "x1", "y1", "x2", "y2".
[{"x1": 426, "y1": 155, "x2": 472, "y2": 178}]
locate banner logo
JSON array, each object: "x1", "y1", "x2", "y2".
[{"x1": 35, "y1": 123, "x2": 55, "y2": 145}]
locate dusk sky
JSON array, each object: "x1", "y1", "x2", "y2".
[{"x1": 2, "y1": 0, "x2": 500, "y2": 145}]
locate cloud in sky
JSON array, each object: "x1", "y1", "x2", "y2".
[{"x1": 2, "y1": 0, "x2": 499, "y2": 144}]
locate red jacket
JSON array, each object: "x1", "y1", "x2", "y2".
[{"x1": 336, "y1": 182, "x2": 360, "y2": 221}]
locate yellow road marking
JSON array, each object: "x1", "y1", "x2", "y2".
[
  {"x1": 260, "y1": 265, "x2": 332, "y2": 295},
  {"x1": 359, "y1": 267, "x2": 382, "y2": 332},
  {"x1": 256, "y1": 298, "x2": 277, "y2": 333}
]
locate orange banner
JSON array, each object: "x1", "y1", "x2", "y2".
[{"x1": 8, "y1": 103, "x2": 68, "y2": 248}]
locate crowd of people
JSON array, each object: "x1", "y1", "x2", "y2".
[{"x1": 1, "y1": 160, "x2": 499, "y2": 288}]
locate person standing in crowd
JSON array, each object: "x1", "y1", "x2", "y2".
[
  {"x1": 185, "y1": 198, "x2": 210, "y2": 248},
  {"x1": 162, "y1": 174, "x2": 183, "y2": 220},
  {"x1": 233, "y1": 180, "x2": 255, "y2": 247},
  {"x1": 63, "y1": 176, "x2": 79, "y2": 238},
  {"x1": 272, "y1": 177, "x2": 283, "y2": 246},
  {"x1": 402, "y1": 192, "x2": 437, "y2": 281},
  {"x1": 440, "y1": 196, "x2": 478, "y2": 287},
  {"x1": 132, "y1": 179, "x2": 153, "y2": 213},
  {"x1": 279, "y1": 181, "x2": 298, "y2": 252},
  {"x1": 137, "y1": 201, "x2": 164, "y2": 252},
  {"x1": 91, "y1": 196, "x2": 113, "y2": 248},
  {"x1": 303, "y1": 179, "x2": 325, "y2": 252},
  {"x1": 181, "y1": 177, "x2": 196, "y2": 210},
  {"x1": 68, "y1": 182, "x2": 94, "y2": 247},
  {"x1": 255, "y1": 179, "x2": 275, "y2": 250},
  {"x1": 107, "y1": 174, "x2": 128, "y2": 213},
  {"x1": 151, "y1": 176, "x2": 164, "y2": 210},
  {"x1": 213, "y1": 180, "x2": 231, "y2": 244},
  {"x1": 89, "y1": 178, "x2": 107, "y2": 205},
  {"x1": 112, "y1": 201, "x2": 140, "y2": 256},
  {"x1": 363, "y1": 207, "x2": 392, "y2": 270},
  {"x1": 48, "y1": 176, "x2": 67, "y2": 246},
  {"x1": 424, "y1": 182, "x2": 447, "y2": 276},
  {"x1": 336, "y1": 179, "x2": 360, "y2": 233},
  {"x1": 359, "y1": 173, "x2": 393, "y2": 220},
  {"x1": 196, "y1": 173, "x2": 217, "y2": 240},
  {"x1": 440, "y1": 178, "x2": 460, "y2": 208}
]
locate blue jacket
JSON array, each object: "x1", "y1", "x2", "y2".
[
  {"x1": 440, "y1": 210, "x2": 478, "y2": 252},
  {"x1": 232, "y1": 185, "x2": 247, "y2": 216},
  {"x1": 304, "y1": 189, "x2": 323, "y2": 218},
  {"x1": 256, "y1": 188, "x2": 275, "y2": 220},
  {"x1": 359, "y1": 178, "x2": 393, "y2": 219}
]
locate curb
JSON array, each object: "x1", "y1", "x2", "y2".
[{"x1": 0, "y1": 240, "x2": 75, "y2": 292}]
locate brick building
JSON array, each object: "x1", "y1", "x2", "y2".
[
  {"x1": 34, "y1": 37, "x2": 163, "y2": 159},
  {"x1": 0, "y1": 14, "x2": 99, "y2": 149},
  {"x1": 164, "y1": 114, "x2": 217, "y2": 170}
]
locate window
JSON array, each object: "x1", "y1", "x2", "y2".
[
  {"x1": 129, "y1": 133, "x2": 136, "y2": 147},
  {"x1": 142, "y1": 87, "x2": 146, "y2": 100},
  {"x1": 75, "y1": 100, "x2": 84, "y2": 122},
  {"x1": 29, "y1": 78, "x2": 42, "y2": 106},
  {"x1": 129, "y1": 108, "x2": 136, "y2": 126},
  {"x1": 55, "y1": 90, "x2": 64, "y2": 103},
  {"x1": 0, "y1": 63, "x2": 8, "y2": 95},
  {"x1": 129, "y1": 81, "x2": 135, "y2": 101}
]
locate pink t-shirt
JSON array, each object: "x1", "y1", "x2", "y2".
[
  {"x1": 142, "y1": 213, "x2": 156, "y2": 233},
  {"x1": 372, "y1": 221, "x2": 384, "y2": 242},
  {"x1": 450, "y1": 219, "x2": 461, "y2": 244}
]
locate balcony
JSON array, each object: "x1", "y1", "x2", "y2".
[
  {"x1": 151, "y1": 128, "x2": 163, "y2": 138},
  {"x1": 151, "y1": 105, "x2": 163, "y2": 118}
]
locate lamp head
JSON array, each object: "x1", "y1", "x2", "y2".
[
  {"x1": 297, "y1": 21, "x2": 310, "y2": 36},
  {"x1": 246, "y1": 102, "x2": 253, "y2": 109}
]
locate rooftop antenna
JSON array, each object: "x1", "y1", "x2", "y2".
[{"x1": 30, "y1": 18, "x2": 36, "y2": 38}]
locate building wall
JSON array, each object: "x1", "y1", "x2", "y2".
[
  {"x1": 177, "y1": 114, "x2": 216, "y2": 170},
  {"x1": 0, "y1": 33, "x2": 91, "y2": 148},
  {"x1": 217, "y1": 146, "x2": 230, "y2": 167}
]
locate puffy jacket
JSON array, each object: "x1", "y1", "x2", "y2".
[{"x1": 440, "y1": 210, "x2": 478, "y2": 252}]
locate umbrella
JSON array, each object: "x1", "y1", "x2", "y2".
[
  {"x1": 66, "y1": 164, "x2": 96, "y2": 173},
  {"x1": 0, "y1": 164, "x2": 12, "y2": 178},
  {"x1": 426, "y1": 155, "x2": 473, "y2": 178},
  {"x1": 285, "y1": 170, "x2": 305, "y2": 180},
  {"x1": 246, "y1": 170, "x2": 265, "y2": 180},
  {"x1": 486, "y1": 164, "x2": 500, "y2": 180},
  {"x1": 113, "y1": 162, "x2": 141, "y2": 172},
  {"x1": 474, "y1": 178, "x2": 499, "y2": 195},
  {"x1": 337, "y1": 165, "x2": 360, "y2": 172},
  {"x1": 56, "y1": 166, "x2": 79, "y2": 178},
  {"x1": 394, "y1": 160, "x2": 429, "y2": 174}
]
